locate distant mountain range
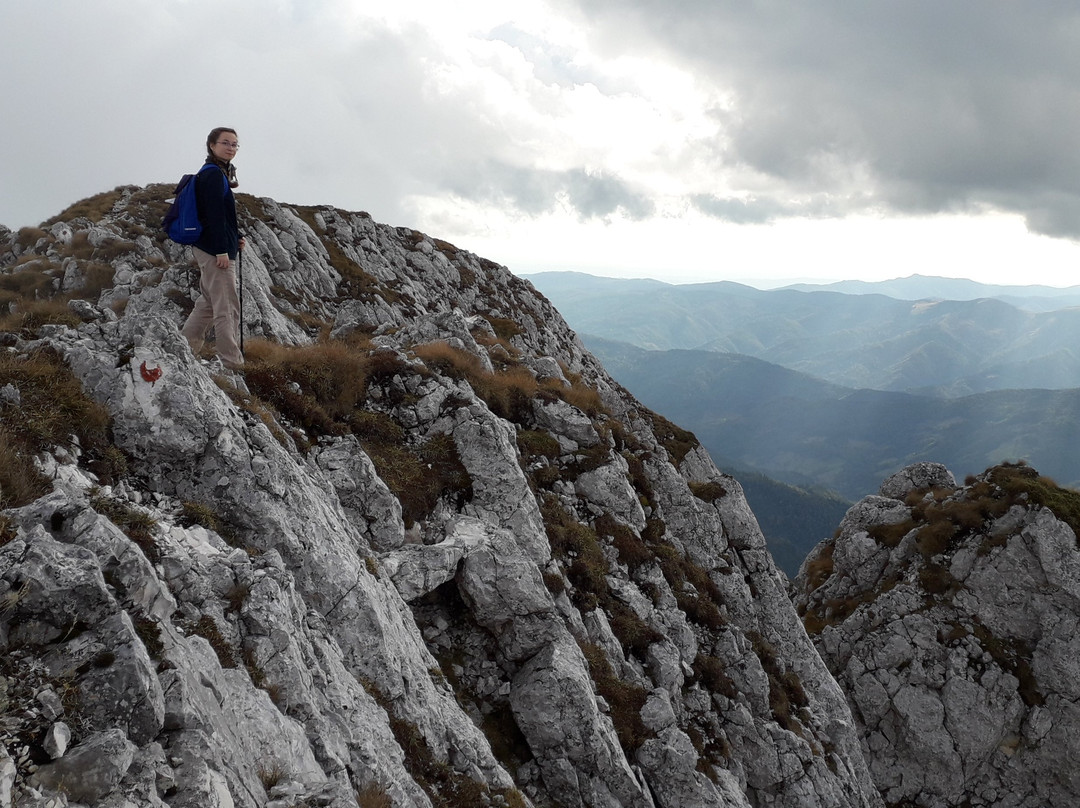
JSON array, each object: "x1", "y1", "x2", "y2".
[
  {"x1": 526, "y1": 271, "x2": 1080, "y2": 396},
  {"x1": 586, "y1": 337, "x2": 1080, "y2": 500},
  {"x1": 521, "y1": 271, "x2": 1080, "y2": 572},
  {"x1": 779, "y1": 273, "x2": 1080, "y2": 311}
]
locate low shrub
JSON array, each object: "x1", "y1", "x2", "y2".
[
  {"x1": 257, "y1": 760, "x2": 289, "y2": 791},
  {"x1": 918, "y1": 562, "x2": 957, "y2": 596},
  {"x1": 241, "y1": 339, "x2": 370, "y2": 436},
  {"x1": 483, "y1": 315, "x2": 524, "y2": 342},
  {"x1": 749, "y1": 631, "x2": 807, "y2": 733},
  {"x1": 0, "y1": 265, "x2": 56, "y2": 299},
  {"x1": 989, "y1": 462, "x2": 1080, "y2": 542},
  {"x1": 604, "y1": 521, "x2": 653, "y2": 571},
  {"x1": 560, "y1": 376, "x2": 606, "y2": 418},
  {"x1": 412, "y1": 341, "x2": 484, "y2": 380},
  {"x1": 654, "y1": 542, "x2": 727, "y2": 630},
  {"x1": 133, "y1": 614, "x2": 164, "y2": 660},
  {"x1": 0, "y1": 514, "x2": 15, "y2": 547}
]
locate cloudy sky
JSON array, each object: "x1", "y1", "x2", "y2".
[{"x1": 5, "y1": 0, "x2": 1080, "y2": 287}]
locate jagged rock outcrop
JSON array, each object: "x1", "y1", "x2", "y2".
[
  {"x1": 0, "y1": 186, "x2": 886, "y2": 807},
  {"x1": 794, "y1": 461, "x2": 1080, "y2": 807}
]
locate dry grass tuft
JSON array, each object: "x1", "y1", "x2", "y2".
[
  {"x1": 579, "y1": 640, "x2": 652, "y2": 753},
  {"x1": 803, "y1": 542, "x2": 835, "y2": 594},
  {"x1": 0, "y1": 349, "x2": 119, "y2": 508},
  {"x1": 355, "y1": 783, "x2": 393, "y2": 808},
  {"x1": 43, "y1": 188, "x2": 125, "y2": 225}
]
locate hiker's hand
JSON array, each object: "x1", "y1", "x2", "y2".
[
  {"x1": 216, "y1": 254, "x2": 230, "y2": 269},
  {"x1": 239, "y1": 238, "x2": 246, "y2": 252}
]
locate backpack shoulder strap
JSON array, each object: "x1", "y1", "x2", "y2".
[{"x1": 197, "y1": 163, "x2": 230, "y2": 195}]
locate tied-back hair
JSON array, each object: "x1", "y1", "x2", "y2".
[{"x1": 206, "y1": 127, "x2": 239, "y2": 188}]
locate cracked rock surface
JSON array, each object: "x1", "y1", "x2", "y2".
[
  {"x1": 795, "y1": 462, "x2": 1080, "y2": 807},
  {"x1": 1, "y1": 187, "x2": 885, "y2": 806}
]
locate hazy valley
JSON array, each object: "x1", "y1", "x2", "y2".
[{"x1": 528, "y1": 271, "x2": 1080, "y2": 571}]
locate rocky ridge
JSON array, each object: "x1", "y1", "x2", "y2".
[
  {"x1": 794, "y1": 461, "x2": 1080, "y2": 808},
  {"x1": 0, "y1": 186, "x2": 881, "y2": 807},
  {"x1": 3, "y1": 186, "x2": 1080, "y2": 808}
]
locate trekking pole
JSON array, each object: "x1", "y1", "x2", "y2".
[{"x1": 238, "y1": 244, "x2": 245, "y2": 356}]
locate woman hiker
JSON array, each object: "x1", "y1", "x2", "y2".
[{"x1": 181, "y1": 127, "x2": 245, "y2": 369}]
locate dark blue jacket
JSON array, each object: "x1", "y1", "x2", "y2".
[{"x1": 194, "y1": 162, "x2": 239, "y2": 259}]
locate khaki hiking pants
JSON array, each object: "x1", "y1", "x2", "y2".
[{"x1": 182, "y1": 247, "x2": 243, "y2": 368}]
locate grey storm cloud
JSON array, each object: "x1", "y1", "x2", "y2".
[
  {"x1": 561, "y1": 0, "x2": 1080, "y2": 237},
  {"x1": 7, "y1": 0, "x2": 1080, "y2": 249},
  {"x1": 446, "y1": 161, "x2": 655, "y2": 222},
  {"x1": 691, "y1": 195, "x2": 793, "y2": 225}
]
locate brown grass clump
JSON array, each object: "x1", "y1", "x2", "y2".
[
  {"x1": 411, "y1": 340, "x2": 485, "y2": 380},
  {"x1": 578, "y1": 640, "x2": 652, "y2": 753},
  {"x1": 691, "y1": 653, "x2": 738, "y2": 699},
  {"x1": 748, "y1": 631, "x2": 809, "y2": 734},
  {"x1": 483, "y1": 316, "x2": 524, "y2": 342},
  {"x1": 560, "y1": 375, "x2": 606, "y2": 417},
  {"x1": 919, "y1": 562, "x2": 958, "y2": 596},
  {"x1": 516, "y1": 428, "x2": 561, "y2": 463},
  {"x1": 0, "y1": 299, "x2": 83, "y2": 334},
  {"x1": 289, "y1": 205, "x2": 406, "y2": 305},
  {"x1": 866, "y1": 518, "x2": 916, "y2": 548},
  {"x1": 689, "y1": 480, "x2": 727, "y2": 503},
  {"x1": 0, "y1": 264, "x2": 56, "y2": 303},
  {"x1": 14, "y1": 227, "x2": 51, "y2": 250},
  {"x1": 802, "y1": 574, "x2": 902, "y2": 635},
  {"x1": 608, "y1": 600, "x2": 664, "y2": 659},
  {"x1": 178, "y1": 500, "x2": 222, "y2": 533},
  {"x1": 355, "y1": 783, "x2": 393, "y2": 808},
  {"x1": 595, "y1": 512, "x2": 653, "y2": 570},
  {"x1": 242, "y1": 339, "x2": 371, "y2": 436},
  {"x1": 802, "y1": 542, "x2": 835, "y2": 594},
  {"x1": 243, "y1": 341, "x2": 473, "y2": 526},
  {"x1": 360, "y1": 678, "x2": 523, "y2": 808},
  {"x1": 191, "y1": 615, "x2": 237, "y2": 669},
  {"x1": 43, "y1": 188, "x2": 125, "y2": 225},
  {"x1": 653, "y1": 543, "x2": 728, "y2": 630},
  {"x1": 412, "y1": 340, "x2": 608, "y2": 426},
  {"x1": 364, "y1": 432, "x2": 472, "y2": 527},
  {"x1": 987, "y1": 462, "x2": 1080, "y2": 543},
  {"x1": 0, "y1": 349, "x2": 121, "y2": 508},
  {"x1": 90, "y1": 494, "x2": 160, "y2": 563},
  {"x1": 0, "y1": 514, "x2": 16, "y2": 547},
  {"x1": 876, "y1": 463, "x2": 1080, "y2": 562},
  {"x1": 648, "y1": 411, "x2": 698, "y2": 465}
]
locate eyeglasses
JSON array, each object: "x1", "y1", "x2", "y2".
[{"x1": 216, "y1": 141, "x2": 240, "y2": 149}]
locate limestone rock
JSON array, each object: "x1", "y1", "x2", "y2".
[
  {"x1": 33, "y1": 729, "x2": 136, "y2": 803},
  {"x1": 796, "y1": 462, "x2": 1080, "y2": 807},
  {"x1": 879, "y1": 461, "x2": 957, "y2": 500},
  {"x1": 0, "y1": 187, "x2": 888, "y2": 808}
]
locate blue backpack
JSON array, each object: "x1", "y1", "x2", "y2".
[{"x1": 162, "y1": 164, "x2": 227, "y2": 244}]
